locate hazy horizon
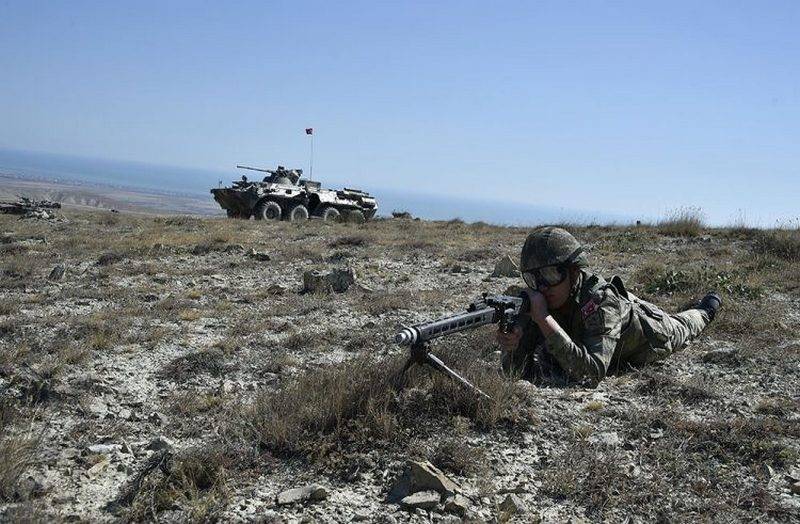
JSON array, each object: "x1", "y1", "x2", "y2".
[{"x1": 0, "y1": 147, "x2": 639, "y2": 225}]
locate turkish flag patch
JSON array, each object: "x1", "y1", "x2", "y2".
[{"x1": 581, "y1": 300, "x2": 598, "y2": 319}]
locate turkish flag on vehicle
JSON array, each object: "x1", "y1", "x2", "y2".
[{"x1": 305, "y1": 128, "x2": 313, "y2": 135}]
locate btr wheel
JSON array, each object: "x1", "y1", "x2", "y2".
[
  {"x1": 255, "y1": 201, "x2": 282, "y2": 221},
  {"x1": 289, "y1": 204, "x2": 309, "y2": 221},
  {"x1": 346, "y1": 210, "x2": 366, "y2": 224},
  {"x1": 320, "y1": 206, "x2": 341, "y2": 222}
]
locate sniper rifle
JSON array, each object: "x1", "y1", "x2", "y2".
[{"x1": 394, "y1": 293, "x2": 530, "y2": 399}]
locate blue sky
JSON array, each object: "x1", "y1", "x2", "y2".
[{"x1": 1, "y1": 1, "x2": 798, "y2": 225}]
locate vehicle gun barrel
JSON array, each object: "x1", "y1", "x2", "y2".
[{"x1": 236, "y1": 164, "x2": 274, "y2": 174}]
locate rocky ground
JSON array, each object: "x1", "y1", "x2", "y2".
[{"x1": 1, "y1": 209, "x2": 799, "y2": 523}]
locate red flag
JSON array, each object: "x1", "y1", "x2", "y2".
[{"x1": 305, "y1": 128, "x2": 313, "y2": 135}]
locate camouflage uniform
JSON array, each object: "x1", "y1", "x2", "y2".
[
  {"x1": 506, "y1": 225, "x2": 716, "y2": 385},
  {"x1": 504, "y1": 270, "x2": 711, "y2": 385}
]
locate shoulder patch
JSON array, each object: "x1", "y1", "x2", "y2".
[
  {"x1": 581, "y1": 299, "x2": 599, "y2": 319},
  {"x1": 582, "y1": 298, "x2": 604, "y2": 332}
]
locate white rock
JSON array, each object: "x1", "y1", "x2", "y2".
[
  {"x1": 86, "y1": 399, "x2": 109, "y2": 419},
  {"x1": 275, "y1": 484, "x2": 329, "y2": 505},
  {"x1": 86, "y1": 458, "x2": 110, "y2": 477},
  {"x1": 589, "y1": 431, "x2": 622, "y2": 447},
  {"x1": 491, "y1": 255, "x2": 519, "y2": 277},
  {"x1": 401, "y1": 490, "x2": 440, "y2": 510},
  {"x1": 408, "y1": 460, "x2": 461, "y2": 496},
  {"x1": 87, "y1": 444, "x2": 122, "y2": 455},
  {"x1": 248, "y1": 248, "x2": 271, "y2": 261}
]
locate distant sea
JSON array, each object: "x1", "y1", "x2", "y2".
[{"x1": 0, "y1": 148, "x2": 633, "y2": 226}]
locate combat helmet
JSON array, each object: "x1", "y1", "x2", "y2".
[{"x1": 520, "y1": 227, "x2": 587, "y2": 271}]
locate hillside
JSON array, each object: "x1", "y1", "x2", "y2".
[
  {"x1": 0, "y1": 175, "x2": 218, "y2": 216},
  {"x1": 1, "y1": 209, "x2": 799, "y2": 522}
]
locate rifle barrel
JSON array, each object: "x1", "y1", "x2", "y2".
[{"x1": 395, "y1": 307, "x2": 495, "y2": 346}]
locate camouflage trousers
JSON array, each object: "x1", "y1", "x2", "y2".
[
  {"x1": 663, "y1": 309, "x2": 710, "y2": 351},
  {"x1": 631, "y1": 305, "x2": 710, "y2": 366}
]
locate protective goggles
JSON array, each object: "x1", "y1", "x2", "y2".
[{"x1": 521, "y1": 264, "x2": 568, "y2": 290}]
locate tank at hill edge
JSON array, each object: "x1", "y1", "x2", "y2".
[{"x1": 211, "y1": 165, "x2": 378, "y2": 222}]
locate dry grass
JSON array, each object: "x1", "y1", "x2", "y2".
[
  {"x1": 244, "y1": 332, "x2": 532, "y2": 460},
  {"x1": 711, "y1": 299, "x2": 787, "y2": 345},
  {"x1": 245, "y1": 354, "x2": 402, "y2": 457},
  {"x1": 634, "y1": 262, "x2": 762, "y2": 299},
  {"x1": 124, "y1": 447, "x2": 232, "y2": 522},
  {"x1": 281, "y1": 328, "x2": 337, "y2": 351},
  {"x1": 754, "y1": 226, "x2": 800, "y2": 261},
  {"x1": 542, "y1": 443, "x2": 636, "y2": 513},
  {"x1": 0, "y1": 435, "x2": 38, "y2": 502},
  {"x1": 2, "y1": 253, "x2": 48, "y2": 289},
  {"x1": 657, "y1": 206, "x2": 706, "y2": 237},
  {"x1": 422, "y1": 417, "x2": 488, "y2": 476},
  {"x1": 352, "y1": 289, "x2": 450, "y2": 316},
  {"x1": 754, "y1": 396, "x2": 798, "y2": 417},
  {"x1": 160, "y1": 349, "x2": 230, "y2": 381},
  {"x1": 633, "y1": 370, "x2": 717, "y2": 404},
  {"x1": 178, "y1": 308, "x2": 202, "y2": 322},
  {"x1": 71, "y1": 313, "x2": 130, "y2": 351},
  {"x1": 0, "y1": 297, "x2": 19, "y2": 316},
  {"x1": 667, "y1": 416, "x2": 799, "y2": 467},
  {"x1": 168, "y1": 391, "x2": 227, "y2": 417},
  {"x1": 543, "y1": 408, "x2": 800, "y2": 519},
  {"x1": 328, "y1": 235, "x2": 370, "y2": 248}
]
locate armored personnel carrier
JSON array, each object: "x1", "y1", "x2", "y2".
[
  {"x1": 211, "y1": 165, "x2": 378, "y2": 222},
  {"x1": 0, "y1": 197, "x2": 61, "y2": 215}
]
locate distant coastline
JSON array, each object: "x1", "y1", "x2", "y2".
[{"x1": 0, "y1": 148, "x2": 635, "y2": 225}]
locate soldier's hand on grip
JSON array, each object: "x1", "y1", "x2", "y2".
[
  {"x1": 496, "y1": 325, "x2": 522, "y2": 350},
  {"x1": 526, "y1": 290, "x2": 550, "y2": 322}
]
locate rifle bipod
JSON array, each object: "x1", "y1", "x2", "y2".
[{"x1": 396, "y1": 341, "x2": 491, "y2": 400}]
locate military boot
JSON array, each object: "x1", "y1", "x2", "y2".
[{"x1": 698, "y1": 292, "x2": 723, "y2": 321}]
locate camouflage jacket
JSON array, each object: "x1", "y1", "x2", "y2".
[{"x1": 508, "y1": 270, "x2": 672, "y2": 385}]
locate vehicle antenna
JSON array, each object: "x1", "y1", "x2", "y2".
[{"x1": 305, "y1": 127, "x2": 314, "y2": 181}]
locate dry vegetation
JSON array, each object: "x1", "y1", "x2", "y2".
[
  {"x1": 657, "y1": 205, "x2": 707, "y2": 237},
  {"x1": 1, "y1": 209, "x2": 799, "y2": 522}
]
